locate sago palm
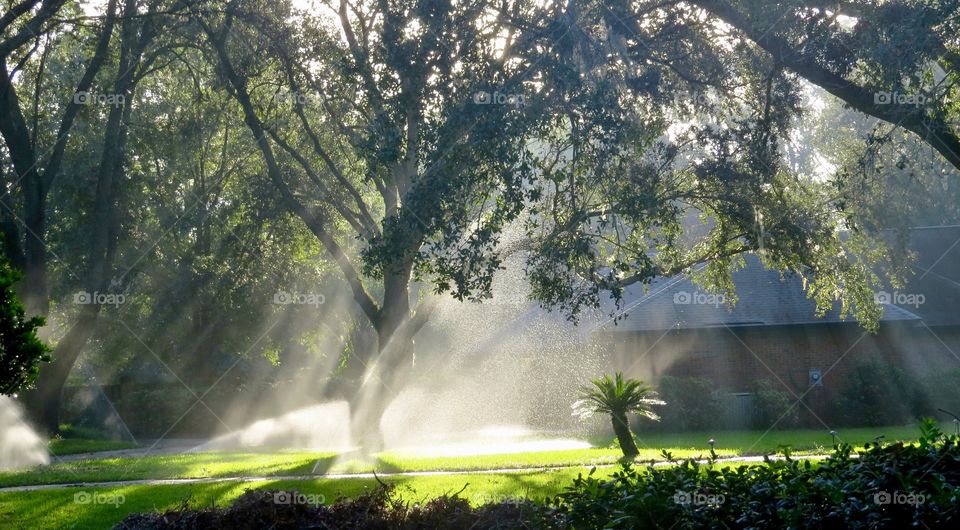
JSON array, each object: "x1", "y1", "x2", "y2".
[{"x1": 572, "y1": 372, "x2": 665, "y2": 458}]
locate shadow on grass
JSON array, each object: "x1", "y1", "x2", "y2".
[
  {"x1": 308, "y1": 455, "x2": 338, "y2": 475},
  {"x1": 372, "y1": 457, "x2": 404, "y2": 474},
  {"x1": 0, "y1": 452, "x2": 338, "y2": 489},
  {"x1": 0, "y1": 468, "x2": 606, "y2": 529},
  {"x1": 0, "y1": 481, "x2": 242, "y2": 530}
]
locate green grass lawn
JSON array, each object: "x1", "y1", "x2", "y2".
[
  {"x1": 48, "y1": 440, "x2": 138, "y2": 457},
  {"x1": 1, "y1": 424, "x2": 934, "y2": 489},
  {"x1": 0, "y1": 452, "x2": 332, "y2": 488},
  {"x1": 629, "y1": 424, "x2": 932, "y2": 455},
  {"x1": 0, "y1": 467, "x2": 612, "y2": 530},
  {"x1": 0, "y1": 448, "x2": 625, "y2": 488},
  {"x1": 0, "y1": 424, "x2": 940, "y2": 529},
  {"x1": 0, "y1": 445, "x2": 744, "y2": 488},
  {"x1": 48, "y1": 425, "x2": 139, "y2": 456}
]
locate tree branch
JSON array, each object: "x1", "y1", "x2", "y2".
[
  {"x1": 689, "y1": 0, "x2": 960, "y2": 171},
  {"x1": 200, "y1": 16, "x2": 382, "y2": 327}
]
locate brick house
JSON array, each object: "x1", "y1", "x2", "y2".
[{"x1": 593, "y1": 226, "x2": 960, "y2": 426}]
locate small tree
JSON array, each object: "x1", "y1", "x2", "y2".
[
  {"x1": 0, "y1": 257, "x2": 50, "y2": 395},
  {"x1": 573, "y1": 373, "x2": 665, "y2": 458}
]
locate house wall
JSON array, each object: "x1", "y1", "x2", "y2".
[{"x1": 600, "y1": 322, "x2": 960, "y2": 425}]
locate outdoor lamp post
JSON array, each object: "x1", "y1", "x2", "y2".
[{"x1": 938, "y1": 408, "x2": 960, "y2": 436}]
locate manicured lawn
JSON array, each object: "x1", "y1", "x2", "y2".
[
  {"x1": 48, "y1": 425, "x2": 139, "y2": 456},
  {"x1": 0, "y1": 468, "x2": 612, "y2": 530},
  {"x1": 0, "y1": 448, "x2": 629, "y2": 488},
  {"x1": 48, "y1": 439, "x2": 138, "y2": 457},
  {"x1": 0, "y1": 452, "x2": 331, "y2": 488},
  {"x1": 0, "y1": 446, "x2": 743, "y2": 488},
  {"x1": 0, "y1": 423, "x2": 941, "y2": 528},
  {"x1": 1, "y1": 424, "x2": 936, "y2": 489},
  {"x1": 364, "y1": 445, "x2": 736, "y2": 473},
  {"x1": 630, "y1": 424, "x2": 933, "y2": 454}
]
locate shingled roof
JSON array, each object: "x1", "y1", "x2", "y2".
[
  {"x1": 893, "y1": 225, "x2": 960, "y2": 326},
  {"x1": 596, "y1": 254, "x2": 921, "y2": 333}
]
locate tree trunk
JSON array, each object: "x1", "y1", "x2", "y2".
[
  {"x1": 24, "y1": 98, "x2": 126, "y2": 430},
  {"x1": 24, "y1": 0, "x2": 141, "y2": 429},
  {"x1": 23, "y1": 307, "x2": 100, "y2": 433},
  {"x1": 201, "y1": 13, "x2": 431, "y2": 455},
  {"x1": 0, "y1": 60, "x2": 47, "y2": 316},
  {"x1": 612, "y1": 412, "x2": 639, "y2": 459},
  {"x1": 0, "y1": 0, "x2": 116, "y2": 317},
  {"x1": 21, "y1": 175, "x2": 48, "y2": 316},
  {"x1": 347, "y1": 265, "x2": 414, "y2": 454}
]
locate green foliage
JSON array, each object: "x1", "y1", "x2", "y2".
[
  {"x1": 114, "y1": 482, "x2": 557, "y2": 530},
  {"x1": 574, "y1": 372, "x2": 664, "y2": 459},
  {"x1": 923, "y1": 369, "x2": 960, "y2": 416},
  {"x1": 572, "y1": 373, "x2": 665, "y2": 422},
  {"x1": 751, "y1": 379, "x2": 799, "y2": 430},
  {"x1": 112, "y1": 387, "x2": 225, "y2": 437},
  {"x1": 551, "y1": 422, "x2": 960, "y2": 529},
  {"x1": 0, "y1": 258, "x2": 50, "y2": 395},
  {"x1": 507, "y1": 0, "x2": 902, "y2": 329},
  {"x1": 4, "y1": 0, "x2": 959, "y2": 446},
  {"x1": 834, "y1": 361, "x2": 931, "y2": 427},
  {"x1": 657, "y1": 376, "x2": 724, "y2": 431}
]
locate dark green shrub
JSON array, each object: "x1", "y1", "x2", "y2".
[
  {"x1": 115, "y1": 481, "x2": 555, "y2": 529},
  {"x1": 834, "y1": 361, "x2": 931, "y2": 427},
  {"x1": 656, "y1": 376, "x2": 724, "y2": 431},
  {"x1": 552, "y1": 419, "x2": 960, "y2": 529},
  {"x1": 115, "y1": 386, "x2": 223, "y2": 437},
  {"x1": 0, "y1": 257, "x2": 50, "y2": 395},
  {"x1": 752, "y1": 379, "x2": 799, "y2": 429},
  {"x1": 924, "y1": 369, "x2": 960, "y2": 416}
]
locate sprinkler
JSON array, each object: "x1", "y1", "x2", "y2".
[
  {"x1": 708, "y1": 438, "x2": 716, "y2": 450},
  {"x1": 938, "y1": 409, "x2": 960, "y2": 436},
  {"x1": 830, "y1": 430, "x2": 837, "y2": 446}
]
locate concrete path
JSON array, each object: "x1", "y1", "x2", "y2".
[{"x1": 0, "y1": 453, "x2": 834, "y2": 494}]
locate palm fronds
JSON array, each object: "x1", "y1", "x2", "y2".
[{"x1": 572, "y1": 372, "x2": 665, "y2": 421}]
